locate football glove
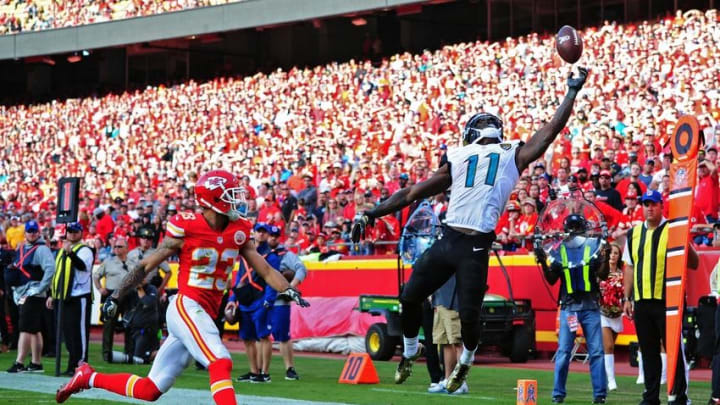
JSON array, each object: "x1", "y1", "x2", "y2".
[
  {"x1": 568, "y1": 67, "x2": 589, "y2": 92},
  {"x1": 277, "y1": 288, "x2": 310, "y2": 308},
  {"x1": 101, "y1": 296, "x2": 119, "y2": 323},
  {"x1": 351, "y1": 212, "x2": 375, "y2": 243}
]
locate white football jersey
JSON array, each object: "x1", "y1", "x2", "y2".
[{"x1": 444, "y1": 140, "x2": 523, "y2": 233}]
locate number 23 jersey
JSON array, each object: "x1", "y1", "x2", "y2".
[
  {"x1": 444, "y1": 140, "x2": 522, "y2": 233},
  {"x1": 166, "y1": 212, "x2": 253, "y2": 318}
]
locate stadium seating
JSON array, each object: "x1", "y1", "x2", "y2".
[
  {"x1": 0, "y1": 0, "x2": 243, "y2": 34},
  {"x1": 0, "y1": 9, "x2": 717, "y2": 253}
]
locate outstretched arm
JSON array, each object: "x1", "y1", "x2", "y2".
[
  {"x1": 515, "y1": 67, "x2": 589, "y2": 173},
  {"x1": 111, "y1": 237, "x2": 183, "y2": 301},
  {"x1": 240, "y1": 240, "x2": 291, "y2": 293},
  {"x1": 365, "y1": 164, "x2": 451, "y2": 219}
]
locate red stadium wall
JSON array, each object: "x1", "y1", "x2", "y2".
[{"x1": 294, "y1": 250, "x2": 720, "y2": 350}]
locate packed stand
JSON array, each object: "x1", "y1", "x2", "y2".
[
  {"x1": 0, "y1": 10, "x2": 716, "y2": 259},
  {"x1": 0, "y1": 0, "x2": 243, "y2": 34}
]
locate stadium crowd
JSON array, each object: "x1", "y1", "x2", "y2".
[
  {"x1": 0, "y1": 9, "x2": 717, "y2": 258},
  {"x1": 0, "y1": 0, "x2": 242, "y2": 34}
]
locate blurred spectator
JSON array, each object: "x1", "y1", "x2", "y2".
[
  {"x1": 595, "y1": 170, "x2": 623, "y2": 211},
  {"x1": 5, "y1": 216, "x2": 24, "y2": 249}
]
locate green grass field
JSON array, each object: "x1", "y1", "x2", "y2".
[{"x1": 0, "y1": 343, "x2": 713, "y2": 404}]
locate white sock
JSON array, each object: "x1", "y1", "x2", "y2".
[
  {"x1": 638, "y1": 352, "x2": 644, "y2": 379},
  {"x1": 89, "y1": 372, "x2": 97, "y2": 388},
  {"x1": 459, "y1": 344, "x2": 477, "y2": 365},
  {"x1": 604, "y1": 354, "x2": 615, "y2": 382},
  {"x1": 403, "y1": 336, "x2": 419, "y2": 358},
  {"x1": 661, "y1": 353, "x2": 667, "y2": 383}
]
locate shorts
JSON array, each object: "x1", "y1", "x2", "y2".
[
  {"x1": 269, "y1": 304, "x2": 291, "y2": 342},
  {"x1": 19, "y1": 296, "x2": 45, "y2": 333},
  {"x1": 600, "y1": 314, "x2": 623, "y2": 333},
  {"x1": 432, "y1": 305, "x2": 461, "y2": 344},
  {"x1": 239, "y1": 307, "x2": 271, "y2": 341}
]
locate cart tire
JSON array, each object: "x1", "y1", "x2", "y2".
[
  {"x1": 509, "y1": 325, "x2": 531, "y2": 363},
  {"x1": 366, "y1": 323, "x2": 398, "y2": 361}
]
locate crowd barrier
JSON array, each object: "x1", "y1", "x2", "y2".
[{"x1": 89, "y1": 249, "x2": 720, "y2": 350}]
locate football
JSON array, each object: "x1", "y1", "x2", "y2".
[
  {"x1": 224, "y1": 305, "x2": 238, "y2": 325},
  {"x1": 282, "y1": 270, "x2": 295, "y2": 282},
  {"x1": 556, "y1": 25, "x2": 583, "y2": 64}
]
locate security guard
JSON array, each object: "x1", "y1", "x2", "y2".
[
  {"x1": 622, "y1": 190, "x2": 699, "y2": 405},
  {"x1": 535, "y1": 213, "x2": 608, "y2": 404},
  {"x1": 93, "y1": 236, "x2": 132, "y2": 362},
  {"x1": 48, "y1": 222, "x2": 94, "y2": 373}
]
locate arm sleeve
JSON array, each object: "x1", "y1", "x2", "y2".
[
  {"x1": 280, "y1": 252, "x2": 307, "y2": 282},
  {"x1": 166, "y1": 215, "x2": 186, "y2": 238},
  {"x1": 77, "y1": 247, "x2": 94, "y2": 272}
]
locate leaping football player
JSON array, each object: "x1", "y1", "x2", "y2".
[
  {"x1": 56, "y1": 169, "x2": 309, "y2": 405},
  {"x1": 352, "y1": 68, "x2": 588, "y2": 393}
]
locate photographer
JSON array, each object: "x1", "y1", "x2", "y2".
[
  {"x1": 112, "y1": 281, "x2": 159, "y2": 364},
  {"x1": 4, "y1": 220, "x2": 56, "y2": 373},
  {"x1": 535, "y1": 214, "x2": 609, "y2": 404}
]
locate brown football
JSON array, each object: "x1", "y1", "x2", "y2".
[
  {"x1": 556, "y1": 25, "x2": 583, "y2": 64},
  {"x1": 282, "y1": 270, "x2": 295, "y2": 282}
]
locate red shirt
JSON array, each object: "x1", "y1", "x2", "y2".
[
  {"x1": 695, "y1": 173, "x2": 719, "y2": 219},
  {"x1": 96, "y1": 215, "x2": 115, "y2": 244},
  {"x1": 166, "y1": 212, "x2": 252, "y2": 318}
]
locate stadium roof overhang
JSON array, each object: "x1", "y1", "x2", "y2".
[{"x1": 0, "y1": 0, "x2": 432, "y2": 61}]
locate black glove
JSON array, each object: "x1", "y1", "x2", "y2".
[
  {"x1": 533, "y1": 247, "x2": 547, "y2": 263},
  {"x1": 101, "y1": 296, "x2": 119, "y2": 323},
  {"x1": 568, "y1": 67, "x2": 589, "y2": 92},
  {"x1": 277, "y1": 288, "x2": 310, "y2": 308},
  {"x1": 350, "y1": 212, "x2": 375, "y2": 244}
]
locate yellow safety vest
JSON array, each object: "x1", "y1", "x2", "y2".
[
  {"x1": 628, "y1": 221, "x2": 668, "y2": 301},
  {"x1": 559, "y1": 243, "x2": 592, "y2": 295},
  {"x1": 51, "y1": 243, "x2": 89, "y2": 301}
]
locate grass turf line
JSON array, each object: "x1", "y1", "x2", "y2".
[{"x1": 0, "y1": 343, "x2": 711, "y2": 405}]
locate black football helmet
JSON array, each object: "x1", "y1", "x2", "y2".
[
  {"x1": 563, "y1": 214, "x2": 587, "y2": 235},
  {"x1": 462, "y1": 113, "x2": 504, "y2": 145}
]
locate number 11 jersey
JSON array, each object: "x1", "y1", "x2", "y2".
[
  {"x1": 166, "y1": 212, "x2": 253, "y2": 318},
  {"x1": 444, "y1": 140, "x2": 523, "y2": 234}
]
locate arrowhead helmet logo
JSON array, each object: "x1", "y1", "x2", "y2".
[{"x1": 204, "y1": 176, "x2": 227, "y2": 191}]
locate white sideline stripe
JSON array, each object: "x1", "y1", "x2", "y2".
[
  {"x1": 667, "y1": 250, "x2": 685, "y2": 258},
  {"x1": 370, "y1": 387, "x2": 496, "y2": 400},
  {"x1": 669, "y1": 190, "x2": 692, "y2": 199},
  {"x1": 0, "y1": 373, "x2": 349, "y2": 405}
]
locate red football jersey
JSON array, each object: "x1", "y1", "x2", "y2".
[{"x1": 166, "y1": 212, "x2": 252, "y2": 318}]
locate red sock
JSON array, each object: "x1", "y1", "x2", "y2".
[
  {"x1": 208, "y1": 358, "x2": 236, "y2": 405},
  {"x1": 92, "y1": 372, "x2": 162, "y2": 401}
]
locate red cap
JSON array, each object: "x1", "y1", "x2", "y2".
[{"x1": 599, "y1": 170, "x2": 612, "y2": 177}]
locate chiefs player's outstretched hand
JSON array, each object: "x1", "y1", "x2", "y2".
[
  {"x1": 278, "y1": 288, "x2": 310, "y2": 307},
  {"x1": 568, "y1": 67, "x2": 589, "y2": 92}
]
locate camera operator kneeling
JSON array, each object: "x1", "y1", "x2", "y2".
[{"x1": 110, "y1": 282, "x2": 159, "y2": 364}]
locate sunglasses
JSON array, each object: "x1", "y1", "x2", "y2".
[
  {"x1": 114, "y1": 245, "x2": 127, "y2": 249},
  {"x1": 642, "y1": 201, "x2": 660, "y2": 207}
]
